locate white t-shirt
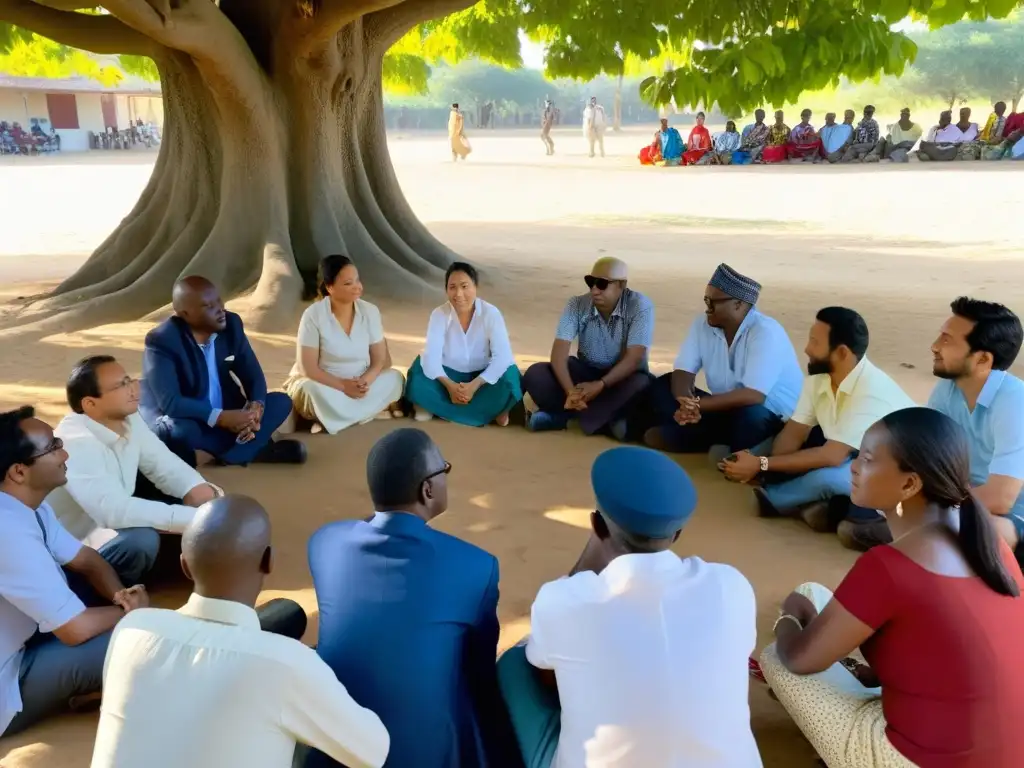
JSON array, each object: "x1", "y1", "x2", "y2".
[{"x1": 526, "y1": 552, "x2": 762, "y2": 768}]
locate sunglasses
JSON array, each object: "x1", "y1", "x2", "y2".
[
  {"x1": 421, "y1": 461, "x2": 452, "y2": 485},
  {"x1": 584, "y1": 276, "x2": 621, "y2": 291}
]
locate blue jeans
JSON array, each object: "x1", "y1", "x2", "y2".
[
  {"x1": 3, "y1": 528, "x2": 160, "y2": 737},
  {"x1": 496, "y1": 645, "x2": 560, "y2": 768},
  {"x1": 760, "y1": 427, "x2": 881, "y2": 522},
  {"x1": 151, "y1": 391, "x2": 292, "y2": 466}
]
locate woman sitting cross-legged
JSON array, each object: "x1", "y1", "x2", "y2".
[
  {"x1": 406, "y1": 261, "x2": 522, "y2": 426},
  {"x1": 761, "y1": 406, "x2": 1024, "y2": 768},
  {"x1": 284, "y1": 254, "x2": 405, "y2": 433}
]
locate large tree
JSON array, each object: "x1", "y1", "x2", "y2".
[
  {"x1": 0, "y1": 0, "x2": 519, "y2": 337},
  {"x1": 0, "y1": 0, "x2": 1019, "y2": 337}
]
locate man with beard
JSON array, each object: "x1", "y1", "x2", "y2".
[
  {"x1": 928, "y1": 298, "x2": 1024, "y2": 561},
  {"x1": 640, "y1": 264, "x2": 802, "y2": 455},
  {"x1": 721, "y1": 307, "x2": 913, "y2": 550}
]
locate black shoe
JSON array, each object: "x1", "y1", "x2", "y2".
[
  {"x1": 253, "y1": 438, "x2": 307, "y2": 465},
  {"x1": 837, "y1": 519, "x2": 893, "y2": 552},
  {"x1": 753, "y1": 488, "x2": 783, "y2": 518}
]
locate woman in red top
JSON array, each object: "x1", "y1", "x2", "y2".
[
  {"x1": 681, "y1": 112, "x2": 712, "y2": 165},
  {"x1": 761, "y1": 407, "x2": 1024, "y2": 768}
]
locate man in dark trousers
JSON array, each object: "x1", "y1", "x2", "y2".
[
  {"x1": 305, "y1": 428, "x2": 520, "y2": 768},
  {"x1": 140, "y1": 276, "x2": 305, "y2": 467}
]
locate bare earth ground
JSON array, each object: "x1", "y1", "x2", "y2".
[{"x1": 0, "y1": 126, "x2": 1022, "y2": 767}]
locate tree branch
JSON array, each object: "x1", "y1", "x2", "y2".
[
  {"x1": 365, "y1": 0, "x2": 477, "y2": 51},
  {"x1": 0, "y1": 0, "x2": 154, "y2": 55},
  {"x1": 291, "y1": 0, "x2": 406, "y2": 55}
]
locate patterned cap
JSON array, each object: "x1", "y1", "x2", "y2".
[{"x1": 709, "y1": 263, "x2": 761, "y2": 305}]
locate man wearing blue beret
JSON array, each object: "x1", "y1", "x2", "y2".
[{"x1": 496, "y1": 447, "x2": 761, "y2": 768}]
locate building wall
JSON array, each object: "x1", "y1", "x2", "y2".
[{"x1": 0, "y1": 88, "x2": 164, "y2": 152}]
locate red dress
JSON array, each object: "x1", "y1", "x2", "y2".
[
  {"x1": 834, "y1": 545, "x2": 1024, "y2": 767},
  {"x1": 681, "y1": 125, "x2": 711, "y2": 165}
]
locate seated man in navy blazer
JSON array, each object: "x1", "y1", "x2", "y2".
[
  {"x1": 305, "y1": 428, "x2": 520, "y2": 768},
  {"x1": 140, "y1": 276, "x2": 305, "y2": 467}
]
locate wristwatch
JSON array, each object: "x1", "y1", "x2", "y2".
[{"x1": 759, "y1": 456, "x2": 769, "y2": 472}]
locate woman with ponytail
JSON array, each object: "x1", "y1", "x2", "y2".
[{"x1": 760, "y1": 406, "x2": 1024, "y2": 768}]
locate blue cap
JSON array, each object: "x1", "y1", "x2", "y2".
[{"x1": 591, "y1": 447, "x2": 697, "y2": 539}]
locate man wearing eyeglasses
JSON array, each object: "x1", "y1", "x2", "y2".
[
  {"x1": 0, "y1": 406, "x2": 150, "y2": 738},
  {"x1": 48, "y1": 355, "x2": 219, "y2": 560},
  {"x1": 523, "y1": 257, "x2": 654, "y2": 438},
  {"x1": 639, "y1": 264, "x2": 802, "y2": 457},
  {"x1": 305, "y1": 428, "x2": 518, "y2": 768}
]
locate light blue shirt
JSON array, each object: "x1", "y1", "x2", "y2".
[
  {"x1": 675, "y1": 308, "x2": 804, "y2": 418},
  {"x1": 556, "y1": 289, "x2": 654, "y2": 371},
  {"x1": 0, "y1": 494, "x2": 85, "y2": 735},
  {"x1": 928, "y1": 371, "x2": 1024, "y2": 518},
  {"x1": 197, "y1": 333, "x2": 223, "y2": 427},
  {"x1": 820, "y1": 123, "x2": 852, "y2": 154}
]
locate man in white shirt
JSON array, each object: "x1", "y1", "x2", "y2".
[
  {"x1": 46, "y1": 355, "x2": 218, "y2": 563},
  {"x1": 582, "y1": 96, "x2": 606, "y2": 158},
  {"x1": 91, "y1": 495, "x2": 390, "y2": 768},
  {"x1": 641, "y1": 264, "x2": 802, "y2": 455},
  {"x1": 0, "y1": 406, "x2": 149, "y2": 738},
  {"x1": 721, "y1": 307, "x2": 914, "y2": 550},
  {"x1": 497, "y1": 447, "x2": 761, "y2": 768}
]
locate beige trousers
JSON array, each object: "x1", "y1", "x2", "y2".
[{"x1": 760, "y1": 583, "x2": 917, "y2": 768}]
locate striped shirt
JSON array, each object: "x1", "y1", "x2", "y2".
[{"x1": 555, "y1": 289, "x2": 654, "y2": 370}]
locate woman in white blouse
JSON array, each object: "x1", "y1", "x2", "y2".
[
  {"x1": 405, "y1": 262, "x2": 522, "y2": 426},
  {"x1": 284, "y1": 255, "x2": 405, "y2": 434}
]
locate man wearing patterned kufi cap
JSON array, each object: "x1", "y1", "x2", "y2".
[{"x1": 634, "y1": 263, "x2": 803, "y2": 457}]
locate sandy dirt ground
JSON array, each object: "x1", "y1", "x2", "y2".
[{"x1": 0, "y1": 126, "x2": 1022, "y2": 767}]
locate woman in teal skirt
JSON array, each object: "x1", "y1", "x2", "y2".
[{"x1": 406, "y1": 262, "x2": 522, "y2": 426}]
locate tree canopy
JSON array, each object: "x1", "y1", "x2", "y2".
[{"x1": 4, "y1": 1, "x2": 1022, "y2": 116}]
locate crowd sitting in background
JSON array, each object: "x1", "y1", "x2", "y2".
[
  {"x1": 640, "y1": 101, "x2": 1024, "y2": 166},
  {"x1": 5, "y1": 253, "x2": 1024, "y2": 767}
]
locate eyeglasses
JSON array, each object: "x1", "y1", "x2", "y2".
[
  {"x1": 29, "y1": 436, "x2": 63, "y2": 460},
  {"x1": 103, "y1": 376, "x2": 137, "y2": 395},
  {"x1": 584, "y1": 276, "x2": 622, "y2": 291},
  {"x1": 421, "y1": 461, "x2": 452, "y2": 485},
  {"x1": 704, "y1": 296, "x2": 735, "y2": 309}
]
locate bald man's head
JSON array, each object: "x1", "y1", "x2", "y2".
[
  {"x1": 172, "y1": 275, "x2": 226, "y2": 336},
  {"x1": 590, "y1": 257, "x2": 628, "y2": 282},
  {"x1": 586, "y1": 257, "x2": 628, "y2": 314},
  {"x1": 181, "y1": 495, "x2": 272, "y2": 604}
]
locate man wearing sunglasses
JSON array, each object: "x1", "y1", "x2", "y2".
[
  {"x1": 305, "y1": 428, "x2": 518, "y2": 768},
  {"x1": 523, "y1": 257, "x2": 654, "y2": 438},
  {"x1": 640, "y1": 264, "x2": 802, "y2": 458},
  {"x1": 0, "y1": 406, "x2": 150, "y2": 738}
]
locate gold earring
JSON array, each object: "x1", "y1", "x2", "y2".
[{"x1": 896, "y1": 502, "x2": 904, "y2": 517}]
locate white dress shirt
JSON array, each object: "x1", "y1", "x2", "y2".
[
  {"x1": 90, "y1": 594, "x2": 390, "y2": 768},
  {"x1": 47, "y1": 412, "x2": 206, "y2": 543},
  {"x1": 421, "y1": 298, "x2": 515, "y2": 384},
  {"x1": 675, "y1": 308, "x2": 804, "y2": 418},
  {"x1": 526, "y1": 552, "x2": 762, "y2": 768}
]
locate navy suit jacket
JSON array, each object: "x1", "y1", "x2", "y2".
[
  {"x1": 140, "y1": 312, "x2": 268, "y2": 426},
  {"x1": 306, "y1": 513, "x2": 521, "y2": 768}
]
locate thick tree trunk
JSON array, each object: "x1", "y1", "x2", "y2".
[{"x1": 0, "y1": 0, "x2": 460, "y2": 340}]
